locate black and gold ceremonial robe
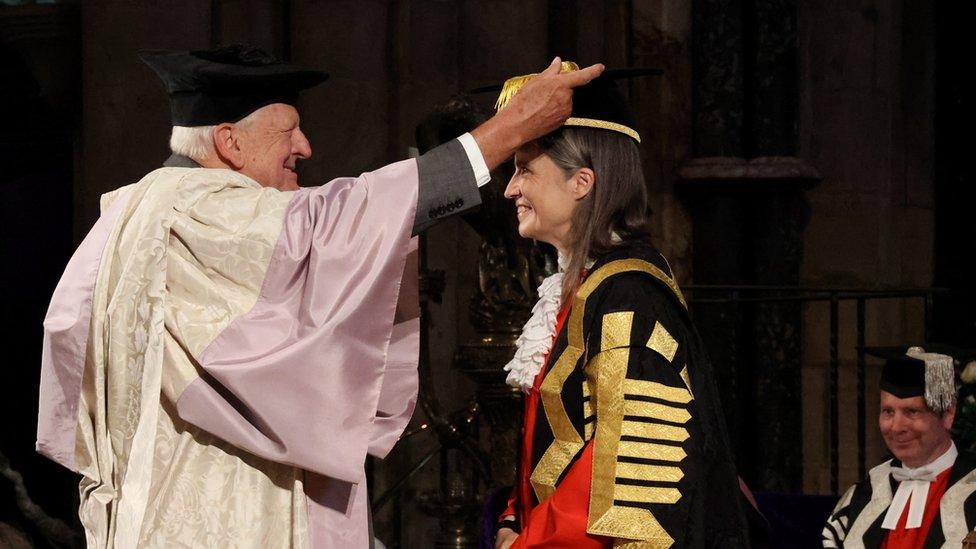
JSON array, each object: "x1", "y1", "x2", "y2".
[
  {"x1": 823, "y1": 452, "x2": 976, "y2": 548},
  {"x1": 509, "y1": 240, "x2": 750, "y2": 547}
]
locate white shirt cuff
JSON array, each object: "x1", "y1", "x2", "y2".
[{"x1": 457, "y1": 132, "x2": 491, "y2": 188}]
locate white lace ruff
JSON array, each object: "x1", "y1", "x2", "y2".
[{"x1": 503, "y1": 270, "x2": 564, "y2": 392}]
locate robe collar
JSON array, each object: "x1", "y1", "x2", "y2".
[{"x1": 162, "y1": 153, "x2": 201, "y2": 168}]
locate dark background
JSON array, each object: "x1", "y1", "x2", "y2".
[{"x1": 1, "y1": 1, "x2": 972, "y2": 547}]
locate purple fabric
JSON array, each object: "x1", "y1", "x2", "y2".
[
  {"x1": 36, "y1": 188, "x2": 132, "y2": 472},
  {"x1": 368, "y1": 239, "x2": 420, "y2": 456},
  {"x1": 180, "y1": 159, "x2": 420, "y2": 547},
  {"x1": 304, "y1": 472, "x2": 370, "y2": 548}
]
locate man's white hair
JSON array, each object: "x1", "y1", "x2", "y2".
[
  {"x1": 168, "y1": 109, "x2": 264, "y2": 162},
  {"x1": 169, "y1": 126, "x2": 216, "y2": 161}
]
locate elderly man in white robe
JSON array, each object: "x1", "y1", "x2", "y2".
[{"x1": 36, "y1": 45, "x2": 604, "y2": 548}]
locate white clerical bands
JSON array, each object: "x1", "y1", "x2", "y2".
[{"x1": 882, "y1": 443, "x2": 958, "y2": 530}]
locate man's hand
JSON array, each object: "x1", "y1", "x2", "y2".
[
  {"x1": 494, "y1": 527, "x2": 518, "y2": 549},
  {"x1": 471, "y1": 57, "x2": 605, "y2": 170}
]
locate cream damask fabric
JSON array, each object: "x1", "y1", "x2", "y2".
[{"x1": 76, "y1": 167, "x2": 308, "y2": 548}]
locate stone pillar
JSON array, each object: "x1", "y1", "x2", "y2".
[{"x1": 680, "y1": 0, "x2": 818, "y2": 492}]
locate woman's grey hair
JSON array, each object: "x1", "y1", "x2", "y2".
[
  {"x1": 169, "y1": 126, "x2": 216, "y2": 161},
  {"x1": 536, "y1": 126, "x2": 651, "y2": 304}
]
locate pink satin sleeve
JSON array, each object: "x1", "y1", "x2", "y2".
[
  {"x1": 36, "y1": 188, "x2": 133, "y2": 471},
  {"x1": 178, "y1": 158, "x2": 420, "y2": 484}
]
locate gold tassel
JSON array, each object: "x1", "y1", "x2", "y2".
[{"x1": 495, "y1": 61, "x2": 580, "y2": 110}]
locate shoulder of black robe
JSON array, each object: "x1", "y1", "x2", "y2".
[
  {"x1": 529, "y1": 238, "x2": 750, "y2": 547},
  {"x1": 923, "y1": 449, "x2": 976, "y2": 549},
  {"x1": 826, "y1": 451, "x2": 976, "y2": 548},
  {"x1": 823, "y1": 462, "x2": 883, "y2": 547}
]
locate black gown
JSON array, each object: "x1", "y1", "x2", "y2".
[
  {"x1": 823, "y1": 451, "x2": 976, "y2": 548},
  {"x1": 511, "y1": 238, "x2": 750, "y2": 547}
]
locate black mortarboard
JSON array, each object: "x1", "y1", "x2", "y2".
[
  {"x1": 482, "y1": 62, "x2": 662, "y2": 143},
  {"x1": 870, "y1": 345, "x2": 970, "y2": 412},
  {"x1": 139, "y1": 45, "x2": 329, "y2": 126},
  {"x1": 878, "y1": 351, "x2": 928, "y2": 399}
]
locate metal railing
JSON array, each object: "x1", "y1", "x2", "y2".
[{"x1": 685, "y1": 285, "x2": 946, "y2": 494}]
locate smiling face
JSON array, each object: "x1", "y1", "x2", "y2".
[
  {"x1": 503, "y1": 144, "x2": 588, "y2": 251},
  {"x1": 236, "y1": 103, "x2": 311, "y2": 191},
  {"x1": 879, "y1": 391, "x2": 955, "y2": 468}
]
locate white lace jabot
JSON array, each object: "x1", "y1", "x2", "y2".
[
  {"x1": 502, "y1": 255, "x2": 566, "y2": 392},
  {"x1": 504, "y1": 250, "x2": 605, "y2": 393}
]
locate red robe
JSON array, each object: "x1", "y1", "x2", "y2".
[
  {"x1": 880, "y1": 467, "x2": 953, "y2": 549},
  {"x1": 500, "y1": 305, "x2": 611, "y2": 548}
]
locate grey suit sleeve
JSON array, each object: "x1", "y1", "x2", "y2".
[{"x1": 413, "y1": 139, "x2": 483, "y2": 235}]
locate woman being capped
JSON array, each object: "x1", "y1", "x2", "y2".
[{"x1": 493, "y1": 63, "x2": 750, "y2": 549}]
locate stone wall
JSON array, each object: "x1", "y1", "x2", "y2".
[{"x1": 798, "y1": 0, "x2": 936, "y2": 494}]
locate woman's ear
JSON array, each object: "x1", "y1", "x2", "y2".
[
  {"x1": 213, "y1": 123, "x2": 245, "y2": 169},
  {"x1": 572, "y1": 167, "x2": 595, "y2": 200}
]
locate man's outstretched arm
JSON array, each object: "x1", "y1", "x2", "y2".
[{"x1": 413, "y1": 57, "x2": 603, "y2": 235}]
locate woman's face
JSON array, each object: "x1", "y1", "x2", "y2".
[{"x1": 503, "y1": 145, "x2": 590, "y2": 251}]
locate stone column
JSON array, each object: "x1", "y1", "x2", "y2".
[{"x1": 680, "y1": 0, "x2": 818, "y2": 492}]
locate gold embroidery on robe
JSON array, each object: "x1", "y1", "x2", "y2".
[
  {"x1": 583, "y1": 380, "x2": 595, "y2": 440},
  {"x1": 602, "y1": 311, "x2": 635, "y2": 350},
  {"x1": 617, "y1": 441, "x2": 688, "y2": 461},
  {"x1": 646, "y1": 322, "x2": 679, "y2": 362},
  {"x1": 530, "y1": 347, "x2": 584, "y2": 502},
  {"x1": 620, "y1": 421, "x2": 689, "y2": 442},
  {"x1": 623, "y1": 400, "x2": 691, "y2": 424},
  {"x1": 530, "y1": 259, "x2": 691, "y2": 547},
  {"x1": 615, "y1": 462, "x2": 684, "y2": 483},
  {"x1": 532, "y1": 260, "x2": 677, "y2": 501},
  {"x1": 614, "y1": 485, "x2": 683, "y2": 504},
  {"x1": 679, "y1": 365, "x2": 693, "y2": 395},
  {"x1": 623, "y1": 379, "x2": 691, "y2": 405},
  {"x1": 576, "y1": 261, "x2": 693, "y2": 547}
]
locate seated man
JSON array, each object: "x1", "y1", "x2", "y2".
[{"x1": 823, "y1": 346, "x2": 976, "y2": 548}]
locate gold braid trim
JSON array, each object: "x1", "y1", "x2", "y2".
[
  {"x1": 646, "y1": 322, "x2": 678, "y2": 362},
  {"x1": 623, "y1": 379, "x2": 691, "y2": 404},
  {"x1": 577, "y1": 259, "x2": 691, "y2": 547},
  {"x1": 565, "y1": 117, "x2": 641, "y2": 143},
  {"x1": 620, "y1": 421, "x2": 689, "y2": 442},
  {"x1": 679, "y1": 365, "x2": 693, "y2": 395},
  {"x1": 529, "y1": 346, "x2": 584, "y2": 503},
  {"x1": 588, "y1": 347, "x2": 632, "y2": 529},
  {"x1": 529, "y1": 258, "x2": 688, "y2": 511},
  {"x1": 578, "y1": 259, "x2": 687, "y2": 313}
]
